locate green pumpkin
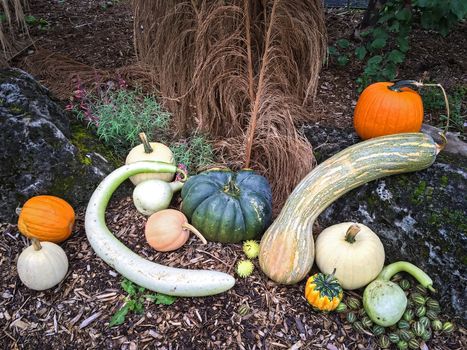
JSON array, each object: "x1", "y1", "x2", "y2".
[{"x1": 181, "y1": 168, "x2": 273, "y2": 243}]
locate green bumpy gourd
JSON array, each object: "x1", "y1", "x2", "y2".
[{"x1": 181, "y1": 169, "x2": 273, "y2": 243}]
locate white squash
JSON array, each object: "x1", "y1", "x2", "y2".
[
  {"x1": 85, "y1": 161, "x2": 235, "y2": 297},
  {"x1": 133, "y1": 179, "x2": 183, "y2": 216},
  {"x1": 17, "y1": 239, "x2": 68, "y2": 290},
  {"x1": 315, "y1": 222, "x2": 385, "y2": 290},
  {"x1": 125, "y1": 132, "x2": 175, "y2": 184}
]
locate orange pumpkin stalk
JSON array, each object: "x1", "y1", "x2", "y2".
[{"x1": 17, "y1": 195, "x2": 75, "y2": 243}]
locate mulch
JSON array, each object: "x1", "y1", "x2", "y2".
[{"x1": 2, "y1": 1, "x2": 466, "y2": 349}]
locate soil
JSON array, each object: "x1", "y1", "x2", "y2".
[{"x1": 2, "y1": 1, "x2": 466, "y2": 349}]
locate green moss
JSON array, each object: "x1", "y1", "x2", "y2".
[
  {"x1": 411, "y1": 180, "x2": 427, "y2": 204},
  {"x1": 70, "y1": 120, "x2": 123, "y2": 168},
  {"x1": 440, "y1": 175, "x2": 449, "y2": 187}
]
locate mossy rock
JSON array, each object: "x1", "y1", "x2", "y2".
[
  {"x1": 304, "y1": 124, "x2": 467, "y2": 324},
  {"x1": 0, "y1": 68, "x2": 119, "y2": 222}
]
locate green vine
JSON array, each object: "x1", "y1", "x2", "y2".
[{"x1": 329, "y1": 0, "x2": 467, "y2": 90}]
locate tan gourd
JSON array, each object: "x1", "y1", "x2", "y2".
[
  {"x1": 315, "y1": 223, "x2": 385, "y2": 290},
  {"x1": 145, "y1": 209, "x2": 207, "y2": 252},
  {"x1": 17, "y1": 239, "x2": 69, "y2": 290},
  {"x1": 125, "y1": 132, "x2": 175, "y2": 184}
]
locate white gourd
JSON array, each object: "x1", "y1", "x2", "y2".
[
  {"x1": 125, "y1": 133, "x2": 175, "y2": 184},
  {"x1": 315, "y1": 222, "x2": 385, "y2": 290},
  {"x1": 17, "y1": 239, "x2": 68, "y2": 290}
]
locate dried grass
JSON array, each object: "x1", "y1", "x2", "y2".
[
  {"x1": 0, "y1": 0, "x2": 29, "y2": 59},
  {"x1": 133, "y1": 0, "x2": 327, "y2": 210}
]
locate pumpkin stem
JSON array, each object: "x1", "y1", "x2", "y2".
[
  {"x1": 345, "y1": 224, "x2": 361, "y2": 243},
  {"x1": 139, "y1": 132, "x2": 153, "y2": 154},
  {"x1": 387, "y1": 80, "x2": 420, "y2": 92},
  {"x1": 31, "y1": 238, "x2": 42, "y2": 251},
  {"x1": 182, "y1": 223, "x2": 208, "y2": 245}
]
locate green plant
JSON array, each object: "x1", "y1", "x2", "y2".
[
  {"x1": 422, "y1": 85, "x2": 466, "y2": 136},
  {"x1": 328, "y1": 0, "x2": 467, "y2": 89},
  {"x1": 170, "y1": 135, "x2": 215, "y2": 173},
  {"x1": 25, "y1": 15, "x2": 49, "y2": 30},
  {"x1": 109, "y1": 278, "x2": 177, "y2": 327},
  {"x1": 69, "y1": 84, "x2": 171, "y2": 156}
]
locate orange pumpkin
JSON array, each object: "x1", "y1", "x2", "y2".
[
  {"x1": 18, "y1": 195, "x2": 75, "y2": 243},
  {"x1": 354, "y1": 80, "x2": 424, "y2": 140}
]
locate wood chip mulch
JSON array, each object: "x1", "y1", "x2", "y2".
[{"x1": 1, "y1": 195, "x2": 466, "y2": 350}]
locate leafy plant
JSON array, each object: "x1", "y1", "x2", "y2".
[
  {"x1": 109, "y1": 278, "x2": 176, "y2": 327},
  {"x1": 170, "y1": 135, "x2": 215, "y2": 174},
  {"x1": 25, "y1": 15, "x2": 50, "y2": 30},
  {"x1": 328, "y1": 0, "x2": 466, "y2": 90},
  {"x1": 68, "y1": 81, "x2": 171, "y2": 156},
  {"x1": 422, "y1": 85, "x2": 466, "y2": 136}
]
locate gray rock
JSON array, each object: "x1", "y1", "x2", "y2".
[
  {"x1": 304, "y1": 124, "x2": 467, "y2": 323},
  {"x1": 0, "y1": 68, "x2": 114, "y2": 223}
]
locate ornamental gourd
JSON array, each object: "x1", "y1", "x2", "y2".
[
  {"x1": 259, "y1": 133, "x2": 442, "y2": 285},
  {"x1": 315, "y1": 223, "x2": 385, "y2": 290},
  {"x1": 125, "y1": 132, "x2": 175, "y2": 184},
  {"x1": 17, "y1": 239, "x2": 69, "y2": 290},
  {"x1": 145, "y1": 209, "x2": 207, "y2": 252},
  {"x1": 17, "y1": 195, "x2": 75, "y2": 243},
  {"x1": 304, "y1": 271, "x2": 343, "y2": 311},
  {"x1": 181, "y1": 168, "x2": 273, "y2": 243},
  {"x1": 354, "y1": 81, "x2": 424, "y2": 140}
]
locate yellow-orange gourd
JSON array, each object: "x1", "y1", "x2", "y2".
[
  {"x1": 304, "y1": 271, "x2": 343, "y2": 312},
  {"x1": 18, "y1": 195, "x2": 75, "y2": 243},
  {"x1": 354, "y1": 81, "x2": 424, "y2": 140}
]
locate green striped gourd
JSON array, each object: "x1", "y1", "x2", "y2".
[{"x1": 259, "y1": 133, "x2": 440, "y2": 284}]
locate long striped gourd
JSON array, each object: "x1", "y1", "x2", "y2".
[{"x1": 259, "y1": 133, "x2": 441, "y2": 284}]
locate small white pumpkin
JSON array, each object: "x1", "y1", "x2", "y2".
[
  {"x1": 125, "y1": 132, "x2": 175, "y2": 185},
  {"x1": 17, "y1": 239, "x2": 69, "y2": 290},
  {"x1": 315, "y1": 222, "x2": 385, "y2": 290},
  {"x1": 133, "y1": 179, "x2": 184, "y2": 216}
]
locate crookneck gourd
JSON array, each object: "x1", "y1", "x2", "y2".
[
  {"x1": 181, "y1": 168, "x2": 273, "y2": 243},
  {"x1": 259, "y1": 132, "x2": 442, "y2": 284}
]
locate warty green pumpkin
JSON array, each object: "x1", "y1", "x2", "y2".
[
  {"x1": 181, "y1": 168, "x2": 272, "y2": 243},
  {"x1": 259, "y1": 132, "x2": 442, "y2": 284}
]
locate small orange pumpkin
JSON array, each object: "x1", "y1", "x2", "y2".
[
  {"x1": 354, "y1": 80, "x2": 424, "y2": 140},
  {"x1": 18, "y1": 195, "x2": 75, "y2": 243},
  {"x1": 145, "y1": 209, "x2": 207, "y2": 252}
]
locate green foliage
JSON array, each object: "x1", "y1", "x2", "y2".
[
  {"x1": 70, "y1": 86, "x2": 171, "y2": 156},
  {"x1": 109, "y1": 278, "x2": 176, "y2": 327},
  {"x1": 170, "y1": 135, "x2": 215, "y2": 174},
  {"x1": 25, "y1": 15, "x2": 49, "y2": 30},
  {"x1": 422, "y1": 85, "x2": 466, "y2": 136},
  {"x1": 328, "y1": 0, "x2": 466, "y2": 90}
]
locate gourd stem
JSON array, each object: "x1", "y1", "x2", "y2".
[
  {"x1": 378, "y1": 261, "x2": 436, "y2": 292},
  {"x1": 182, "y1": 223, "x2": 208, "y2": 244},
  {"x1": 345, "y1": 224, "x2": 361, "y2": 243},
  {"x1": 139, "y1": 132, "x2": 153, "y2": 154},
  {"x1": 169, "y1": 181, "x2": 185, "y2": 193},
  {"x1": 31, "y1": 238, "x2": 42, "y2": 251},
  {"x1": 176, "y1": 168, "x2": 188, "y2": 182},
  {"x1": 421, "y1": 83, "x2": 450, "y2": 136},
  {"x1": 325, "y1": 268, "x2": 337, "y2": 283}
]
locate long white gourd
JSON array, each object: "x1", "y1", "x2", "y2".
[{"x1": 85, "y1": 161, "x2": 235, "y2": 297}]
